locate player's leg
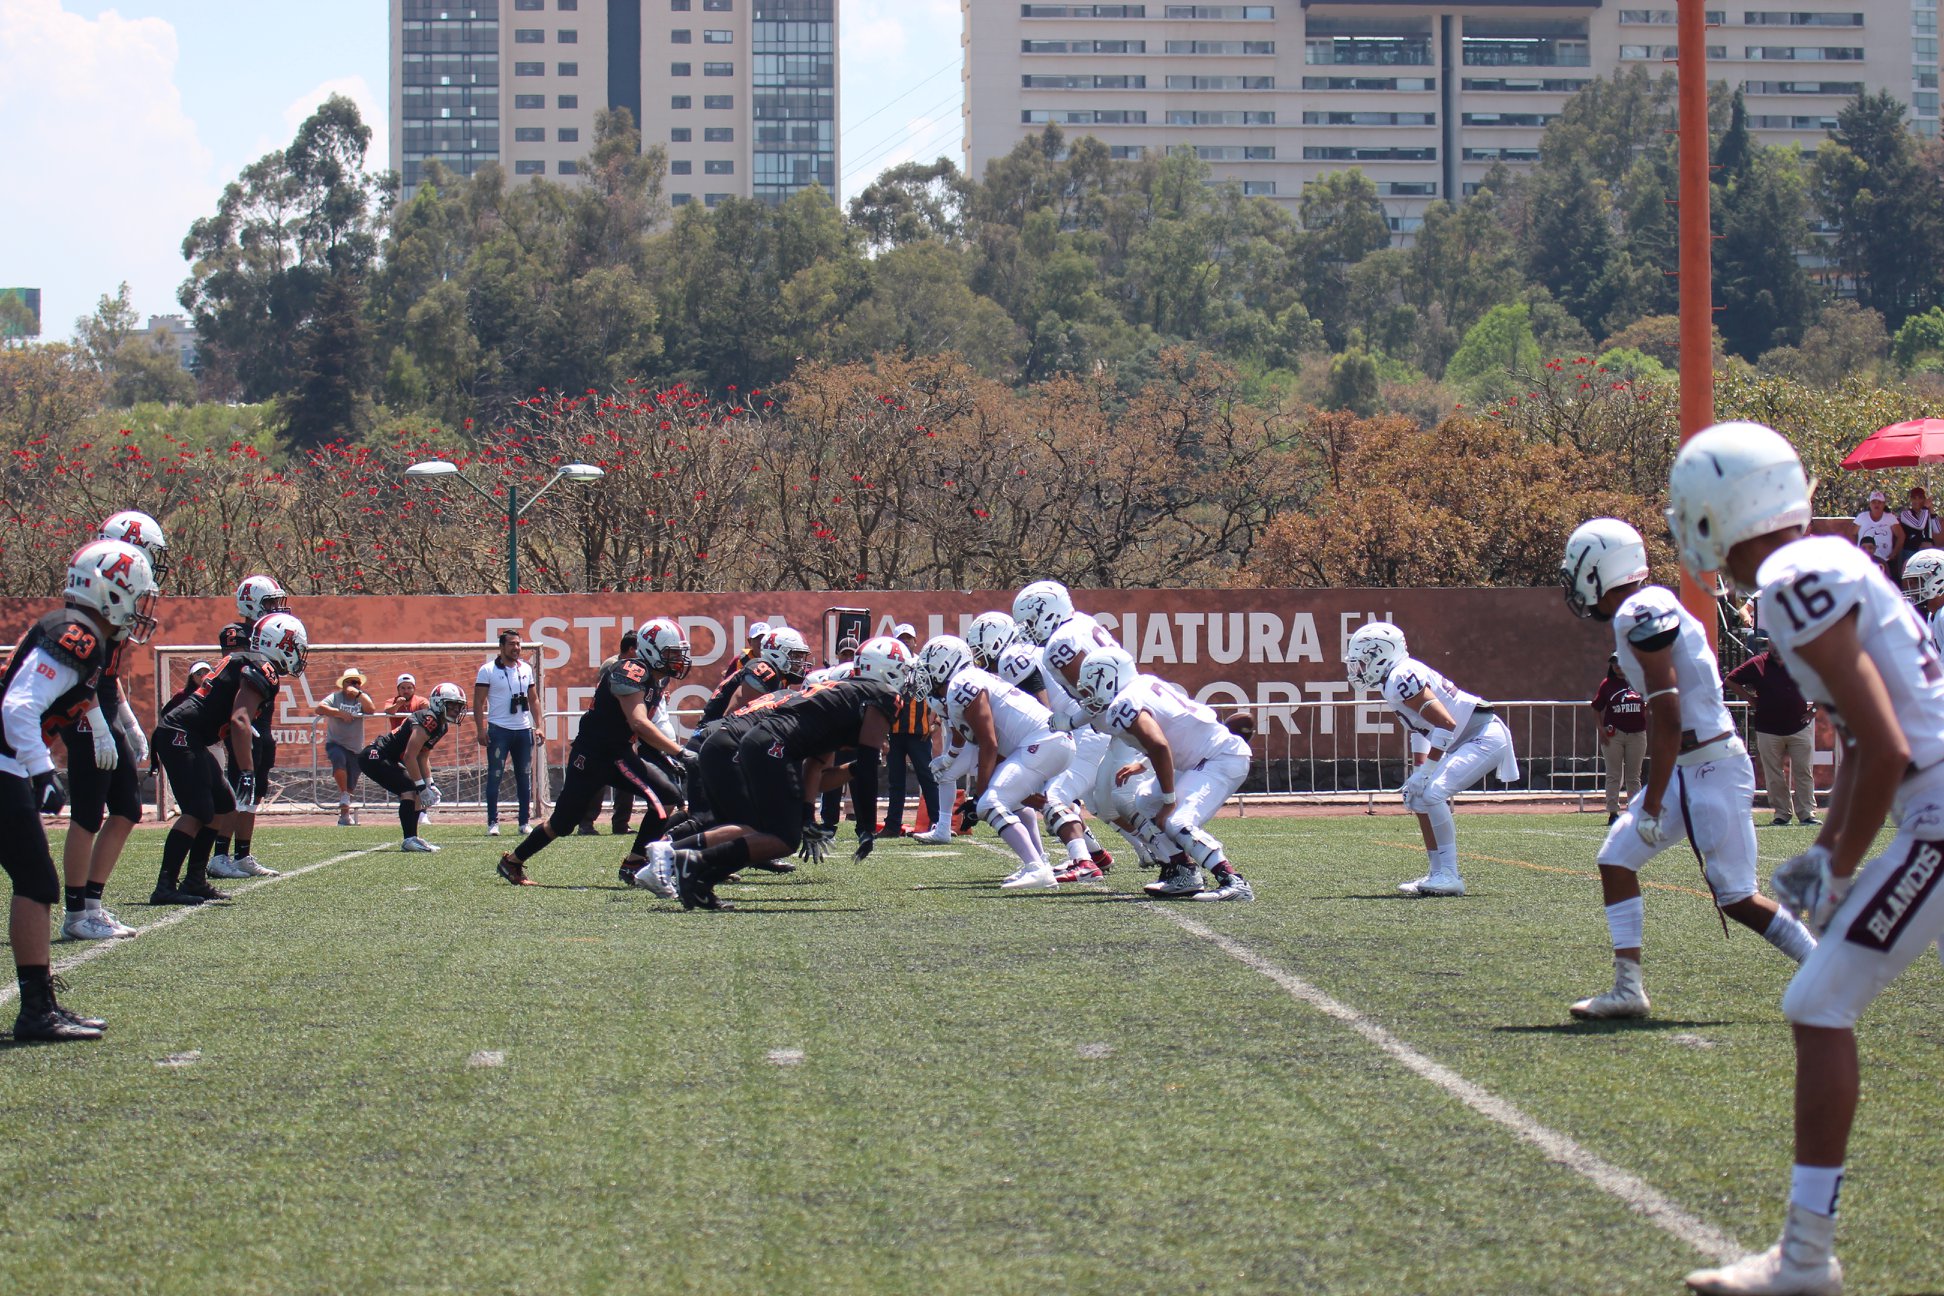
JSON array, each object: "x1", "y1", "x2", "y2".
[
  {"x1": 66, "y1": 730, "x2": 141, "y2": 938},
  {"x1": 666, "y1": 735, "x2": 807, "y2": 908},
  {"x1": 228, "y1": 730, "x2": 279, "y2": 876},
  {"x1": 152, "y1": 733, "x2": 214, "y2": 905},
  {"x1": 1690, "y1": 754, "x2": 1817, "y2": 962},
  {"x1": 1572, "y1": 775, "x2": 1690, "y2": 1018},
  {"x1": 499, "y1": 753, "x2": 599, "y2": 883},
  {"x1": 180, "y1": 751, "x2": 239, "y2": 899},
  {"x1": 989, "y1": 736, "x2": 1073, "y2": 888},
  {"x1": 358, "y1": 749, "x2": 425, "y2": 851},
  {"x1": 3, "y1": 773, "x2": 102, "y2": 1040},
  {"x1": 1172, "y1": 754, "x2": 1254, "y2": 902},
  {"x1": 60, "y1": 734, "x2": 111, "y2": 939},
  {"x1": 1399, "y1": 719, "x2": 1510, "y2": 897}
]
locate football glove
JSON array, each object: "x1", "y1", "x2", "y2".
[
  {"x1": 1633, "y1": 804, "x2": 1675, "y2": 848},
  {"x1": 853, "y1": 830, "x2": 876, "y2": 863},
  {"x1": 123, "y1": 723, "x2": 148, "y2": 767},
  {"x1": 957, "y1": 795, "x2": 981, "y2": 834},
  {"x1": 86, "y1": 708, "x2": 118, "y2": 771},
  {"x1": 421, "y1": 782, "x2": 443, "y2": 810},
  {"x1": 32, "y1": 770, "x2": 65, "y2": 816},
  {"x1": 1772, "y1": 844, "x2": 1850, "y2": 934},
  {"x1": 798, "y1": 824, "x2": 834, "y2": 865},
  {"x1": 1048, "y1": 711, "x2": 1078, "y2": 733},
  {"x1": 929, "y1": 752, "x2": 956, "y2": 783},
  {"x1": 1400, "y1": 768, "x2": 1430, "y2": 803},
  {"x1": 234, "y1": 770, "x2": 259, "y2": 811}
]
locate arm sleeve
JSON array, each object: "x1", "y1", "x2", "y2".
[
  {"x1": 3, "y1": 649, "x2": 80, "y2": 776},
  {"x1": 115, "y1": 692, "x2": 142, "y2": 736}
]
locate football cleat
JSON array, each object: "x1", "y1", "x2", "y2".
[
  {"x1": 619, "y1": 855, "x2": 645, "y2": 887},
  {"x1": 1194, "y1": 874, "x2": 1255, "y2": 902},
  {"x1": 1685, "y1": 1204, "x2": 1842, "y2": 1295},
  {"x1": 1570, "y1": 958, "x2": 1650, "y2": 1020},
  {"x1": 178, "y1": 878, "x2": 231, "y2": 903},
  {"x1": 149, "y1": 885, "x2": 206, "y2": 907},
  {"x1": 1089, "y1": 848, "x2": 1115, "y2": 874},
  {"x1": 235, "y1": 855, "x2": 279, "y2": 877},
  {"x1": 496, "y1": 854, "x2": 535, "y2": 887},
  {"x1": 1000, "y1": 863, "x2": 1058, "y2": 890},
  {"x1": 11, "y1": 1007, "x2": 103, "y2": 1043},
  {"x1": 1053, "y1": 859, "x2": 1104, "y2": 884},
  {"x1": 913, "y1": 821, "x2": 955, "y2": 845},
  {"x1": 61, "y1": 910, "x2": 126, "y2": 942},
  {"x1": 1144, "y1": 867, "x2": 1205, "y2": 899},
  {"x1": 401, "y1": 837, "x2": 440, "y2": 853},
  {"x1": 676, "y1": 852, "x2": 735, "y2": 911},
  {"x1": 206, "y1": 853, "x2": 249, "y2": 879},
  {"x1": 1413, "y1": 875, "x2": 1467, "y2": 897},
  {"x1": 638, "y1": 842, "x2": 680, "y2": 898},
  {"x1": 92, "y1": 907, "x2": 137, "y2": 937}
]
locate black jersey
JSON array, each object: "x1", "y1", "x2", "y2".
[
  {"x1": 217, "y1": 620, "x2": 255, "y2": 653},
  {"x1": 733, "y1": 678, "x2": 896, "y2": 760},
  {"x1": 573, "y1": 658, "x2": 661, "y2": 758},
  {"x1": 372, "y1": 706, "x2": 450, "y2": 763},
  {"x1": 162, "y1": 653, "x2": 281, "y2": 747},
  {"x1": 700, "y1": 658, "x2": 786, "y2": 725},
  {"x1": 0, "y1": 611, "x2": 111, "y2": 765}
]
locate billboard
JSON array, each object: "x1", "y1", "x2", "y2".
[{"x1": 0, "y1": 288, "x2": 41, "y2": 339}]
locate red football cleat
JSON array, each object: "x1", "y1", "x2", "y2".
[
  {"x1": 1055, "y1": 859, "x2": 1105, "y2": 884},
  {"x1": 1090, "y1": 849, "x2": 1115, "y2": 874}
]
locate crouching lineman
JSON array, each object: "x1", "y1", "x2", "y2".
[
  {"x1": 5, "y1": 541, "x2": 158, "y2": 1039},
  {"x1": 498, "y1": 619, "x2": 691, "y2": 886},
  {"x1": 919, "y1": 635, "x2": 1073, "y2": 889},
  {"x1": 1074, "y1": 649, "x2": 1254, "y2": 901},
  {"x1": 1014, "y1": 581, "x2": 1124, "y2": 879},
  {"x1": 641, "y1": 638, "x2": 910, "y2": 911},
  {"x1": 360, "y1": 683, "x2": 465, "y2": 852},
  {"x1": 1561, "y1": 518, "x2": 1815, "y2": 1021},
  {"x1": 151, "y1": 612, "x2": 308, "y2": 903},
  {"x1": 1344, "y1": 622, "x2": 1518, "y2": 896},
  {"x1": 58, "y1": 512, "x2": 170, "y2": 940},
  {"x1": 1672, "y1": 423, "x2": 1944, "y2": 1296}
]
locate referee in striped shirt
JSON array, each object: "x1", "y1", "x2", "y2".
[{"x1": 882, "y1": 623, "x2": 940, "y2": 837}]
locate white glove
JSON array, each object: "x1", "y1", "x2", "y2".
[
  {"x1": 1772, "y1": 844, "x2": 1850, "y2": 934},
  {"x1": 421, "y1": 782, "x2": 443, "y2": 809},
  {"x1": 86, "y1": 707, "x2": 118, "y2": 770},
  {"x1": 116, "y1": 698, "x2": 147, "y2": 764},
  {"x1": 929, "y1": 753, "x2": 955, "y2": 783},
  {"x1": 1633, "y1": 803, "x2": 1675, "y2": 848},
  {"x1": 1048, "y1": 711, "x2": 1078, "y2": 733},
  {"x1": 1400, "y1": 767, "x2": 1430, "y2": 803}
]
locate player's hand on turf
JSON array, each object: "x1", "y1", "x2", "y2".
[
  {"x1": 235, "y1": 770, "x2": 259, "y2": 811},
  {"x1": 32, "y1": 770, "x2": 65, "y2": 816},
  {"x1": 1633, "y1": 803, "x2": 1673, "y2": 848},
  {"x1": 957, "y1": 797, "x2": 981, "y2": 833},
  {"x1": 853, "y1": 830, "x2": 875, "y2": 863},
  {"x1": 1773, "y1": 844, "x2": 1848, "y2": 933},
  {"x1": 799, "y1": 824, "x2": 833, "y2": 865}
]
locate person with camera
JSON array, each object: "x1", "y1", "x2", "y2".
[{"x1": 474, "y1": 630, "x2": 537, "y2": 837}]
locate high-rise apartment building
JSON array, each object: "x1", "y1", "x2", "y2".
[
  {"x1": 392, "y1": 0, "x2": 839, "y2": 208},
  {"x1": 963, "y1": 1, "x2": 1927, "y2": 237}
]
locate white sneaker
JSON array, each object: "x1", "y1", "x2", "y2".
[
  {"x1": 999, "y1": 862, "x2": 1058, "y2": 890},
  {"x1": 518, "y1": 823, "x2": 531, "y2": 835},
  {"x1": 1193, "y1": 873, "x2": 1255, "y2": 902},
  {"x1": 487, "y1": 823, "x2": 501, "y2": 837},
  {"x1": 61, "y1": 909, "x2": 126, "y2": 941},
  {"x1": 1685, "y1": 1203, "x2": 1842, "y2": 1295},
  {"x1": 1397, "y1": 873, "x2": 1434, "y2": 896},
  {"x1": 1401, "y1": 871, "x2": 1465, "y2": 897},
  {"x1": 1571, "y1": 958, "x2": 1650, "y2": 1020},
  {"x1": 91, "y1": 906, "x2": 137, "y2": 937},
  {"x1": 401, "y1": 836, "x2": 441, "y2": 853},
  {"x1": 235, "y1": 855, "x2": 279, "y2": 877},
  {"x1": 337, "y1": 810, "x2": 355, "y2": 826},
  {"x1": 206, "y1": 853, "x2": 250, "y2": 879},
  {"x1": 914, "y1": 822, "x2": 955, "y2": 845},
  {"x1": 639, "y1": 841, "x2": 679, "y2": 897},
  {"x1": 1144, "y1": 867, "x2": 1205, "y2": 898}
]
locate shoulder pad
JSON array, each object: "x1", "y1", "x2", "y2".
[
  {"x1": 610, "y1": 660, "x2": 650, "y2": 692},
  {"x1": 747, "y1": 661, "x2": 779, "y2": 685},
  {"x1": 1624, "y1": 603, "x2": 1682, "y2": 649},
  {"x1": 38, "y1": 616, "x2": 104, "y2": 671}
]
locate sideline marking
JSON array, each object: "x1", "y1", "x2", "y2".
[
  {"x1": 957, "y1": 834, "x2": 1744, "y2": 1261},
  {"x1": 0, "y1": 844, "x2": 392, "y2": 1008}
]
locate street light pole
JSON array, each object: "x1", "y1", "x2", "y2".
[{"x1": 404, "y1": 460, "x2": 606, "y2": 595}]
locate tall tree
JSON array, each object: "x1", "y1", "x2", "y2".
[
  {"x1": 1525, "y1": 156, "x2": 1627, "y2": 339},
  {"x1": 1814, "y1": 91, "x2": 1944, "y2": 327},
  {"x1": 1714, "y1": 119, "x2": 1816, "y2": 361}
]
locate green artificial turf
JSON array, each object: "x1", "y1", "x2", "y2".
[{"x1": 1, "y1": 812, "x2": 1939, "y2": 1295}]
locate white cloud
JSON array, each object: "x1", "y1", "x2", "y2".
[
  {"x1": 0, "y1": 0, "x2": 214, "y2": 331},
  {"x1": 282, "y1": 74, "x2": 390, "y2": 174}
]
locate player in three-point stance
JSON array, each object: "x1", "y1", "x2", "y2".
[
  {"x1": 696, "y1": 625, "x2": 807, "y2": 726},
  {"x1": 1343, "y1": 621, "x2": 1517, "y2": 896},
  {"x1": 207, "y1": 575, "x2": 293, "y2": 879},
  {"x1": 918, "y1": 635, "x2": 1073, "y2": 890},
  {"x1": 360, "y1": 683, "x2": 466, "y2": 853},
  {"x1": 1560, "y1": 517, "x2": 1816, "y2": 1021},
  {"x1": 1672, "y1": 423, "x2": 1944, "y2": 1296},
  {"x1": 497, "y1": 619, "x2": 692, "y2": 886},
  {"x1": 56, "y1": 512, "x2": 170, "y2": 941},
  {"x1": 1013, "y1": 581, "x2": 1124, "y2": 881},
  {"x1": 2, "y1": 541, "x2": 157, "y2": 1039},
  {"x1": 1073, "y1": 648, "x2": 1255, "y2": 901}
]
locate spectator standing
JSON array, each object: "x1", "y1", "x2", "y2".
[
  {"x1": 386, "y1": 673, "x2": 428, "y2": 731},
  {"x1": 1852, "y1": 489, "x2": 1904, "y2": 572},
  {"x1": 882, "y1": 679, "x2": 940, "y2": 838},
  {"x1": 474, "y1": 630, "x2": 538, "y2": 837},
  {"x1": 314, "y1": 667, "x2": 372, "y2": 826},
  {"x1": 1725, "y1": 632, "x2": 1819, "y2": 827},
  {"x1": 1590, "y1": 654, "x2": 1646, "y2": 825}
]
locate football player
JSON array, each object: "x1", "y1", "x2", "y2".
[
  {"x1": 57, "y1": 512, "x2": 169, "y2": 940},
  {"x1": 920, "y1": 635, "x2": 1074, "y2": 889},
  {"x1": 1013, "y1": 581, "x2": 1124, "y2": 881},
  {"x1": 697, "y1": 624, "x2": 806, "y2": 726},
  {"x1": 360, "y1": 683, "x2": 465, "y2": 852},
  {"x1": 1672, "y1": 423, "x2": 1944, "y2": 1296},
  {"x1": 640, "y1": 638, "x2": 910, "y2": 911},
  {"x1": 1899, "y1": 546, "x2": 1944, "y2": 652},
  {"x1": 1344, "y1": 621, "x2": 1519, "y2": 897},
  {"x1": 151, "y1": 612, "x2": 307, "y2": 903},
  {"x1": 1561, "y1": 517, "x2": 1815, "y2": 1021},
  {"x1": 965, "y1": 611, "x2": 1020, "y2": 672},
  {"x1": 207, "y1": 575, "x2": 291, "y2": 879},
  {"x1": 1074, "y1": 649, "x2": 1255, "y2": 901},
  {"x1": 2, "y1": 541, "x2": 156, "y2": 1039},
  {"x1": 498, "y1": 619, "x2": 692, "y2": 886}
]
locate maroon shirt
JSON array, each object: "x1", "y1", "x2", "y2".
[
  {"x1": 1592, "y1": 674, "x2": 1646, "y2": 735},
  {"x1": 1725, "y1": 652, "x2": 1815, "y2": 737}
]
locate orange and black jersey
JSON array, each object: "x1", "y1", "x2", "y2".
[
  {"x1": 371, "y1": 706, "x2": 450, "y2": 763},
  {"x1": 217, "y1": 620, "x2": 254, "y2": 654},
  {"x1": 699, "y1": 658, "x2": 786, "y2": 725},
  {"x1": 573, "y1": 657, "x2": 663, "y2": 759},
  {"x1": 162, "y1": 653, "x2": 281, "y2": 747},
  {"x1": 0, "y1": 612, "x2": 110, "y2": 760},
  {"x1": 727, "y1": 677, "x2": 897, "y2": 760}
]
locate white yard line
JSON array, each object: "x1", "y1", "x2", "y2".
[
  {"x1": 0, "y1": 844, "x2": 392, "y2": 1008},
  {"x1": 952, "y1": 834, "x2": 1745, "y2": 1262}
]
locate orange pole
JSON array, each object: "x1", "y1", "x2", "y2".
[{"x1": 1676, "y1": 0, "x2": 1718, "y2": 643}]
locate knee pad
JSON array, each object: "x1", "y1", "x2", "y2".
[
  {"x1": 979, "y1": 793, "x2": 1020, "y2": 836},
  {"x1": 1045, "y1": 800, "x2": 1083, "y2": 835}
]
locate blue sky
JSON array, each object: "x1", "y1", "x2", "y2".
[{"x1": 0, "y1": 0, "x2": 962, "y2": 338}]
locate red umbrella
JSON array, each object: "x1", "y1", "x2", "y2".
[{"x1": 1842, "y1": 419, "x2": 1944, "y2": 470}]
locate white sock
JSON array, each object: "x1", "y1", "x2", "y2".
[
  {"x1": 1605, "y1": 896, "x2": 1645, "y2": 951},
  {"x1": 998, "y1": 821, "x2": 1043, "y2": 867},
  {"x1": 1065, "y1": 837, "x2": 1089, "y2": 864},
  {"x1": 1789, "y1": 1163, "x2": 1844, "y2": 1218},
  {"x1": 1764, "y1": 906, "x2": 1818, "y2": 963},
  {"x1": 1082, "y1": 827, "x2": 1103, "y2": 853}
]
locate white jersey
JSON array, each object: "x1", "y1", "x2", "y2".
[
  {"x1": 1930, "y1": 604, "x2": 1944, "y2": 657},
  {"x1": 1100, "y1": 674, "x2": 1243, "y2": 769},
  {"x1": 1758, "y1": 535, "x2": 1944, "y2": 771},
  {"x1": 945, "y1": 666, "x2": 1057, "y2": 757},
  {"x1": 1380, "y1": 656, "x2": 1485, "y2": 745},
  {"x1": 802, "y1": 662, "x2": 854, "y2": 686},
  {"x1": 1039, "y1": 613, "x2": 1119, "y2": 718},
  {"x1": 1611, "y1": 584, "x2": 1733, "y2": 740},
  {"x1": 995, "y1": 643, "x2": 1043, "y2": 690}
]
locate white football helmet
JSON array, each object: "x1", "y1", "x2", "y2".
[
  {"x1": 235, "y1": 574, "x2": 289, "y2": 622},
  {"x1": 1074, "y1": 647, "x2": 1138, "y2": 715},
  {"x1": 851, "y1": 635, "x2": 912, "y2": 692},
  {"x1": 1011, "y1": 580, "x2": 1074, "y2": 646},
  {"x1": 429, "y1": 681, "x2": 466, "y2": 721},
  {"x1": 98, "y1": 510, "x2": 169, "y2": 582},
  {"x1": 761, "y1": 626, "x2": 811, "y2": 680},
  {"x1": 66, "y1": 540, "x2": 159, "y2": 643},
  {"x1": 1561, "y1": 518, "x2": 1652, "y2": 621},
  {"x1": 1344, "y1": 621, "x2": 1408, "y2": 691},
  {"x1": 1904, "y1": 549, "x2": 1944, "y2": 606},
  {"x1": 965, "y1": 612, "x2": 1019, "y2": 668},
  {"x1": 1667, "y1": 421, "x2": 1814, "y2": 594},
  {"x1": 637, "y1": 617, "x2": 692, "y2": 678},
  {"x1": 917, "y1": 634, "x2": 975, "y2": 697},
  {"x1": 250, "y1": 612, "x2": 309, "y2": 675}
]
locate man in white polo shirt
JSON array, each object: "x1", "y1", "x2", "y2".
[{"x1": 473, "y1": 629, "x2": 537, "y2": 836}]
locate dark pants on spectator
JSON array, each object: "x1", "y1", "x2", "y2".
[
  {"x1": 486, "y1": 724, "x2": 534, "y2": 826},
  {"x1": 885, "y1": 733, "x2": 938, "y2": 833},
  {"x1": 821, "y1": 747, "x2": 879, "y2": 833}
]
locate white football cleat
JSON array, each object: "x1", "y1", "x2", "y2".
[
  {"x1": 1571, "y1": 958, "x2": 1650, "y2": 1020},
  {"x1": 1397, "y1": 873, "x2": 1434, "y2": 896},
  {"x1": 999, "y1": 863, "x2": 1057, "y2": 890},
  {"x1": 206, "y1": 853, "x2": 249, "y2": 879},
  {"x1": 401, "y1": 836, "x2": 440, "y2": 853},
  {"x1": 913, "y1": 821, "x2": 955, "y2": 845},
  {"x1": 1193, "y1": 874, "x2": 1255, "y2": 902},
  {"x1": 91, "y1": 906, "x2": 137, "y2": 937},
  {"x1": 1685, "y1": 1203, "x2": 1842, "y2": 1295},
  {"x1": 639, "y1": 841, "x2": 680, "y2": 897},
  {"x1": 61, "y1": 909, "x2": 127, "y2": 941},
  {"x1": 235, "y1": 855, "x2": 279, "y2": 877}
]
